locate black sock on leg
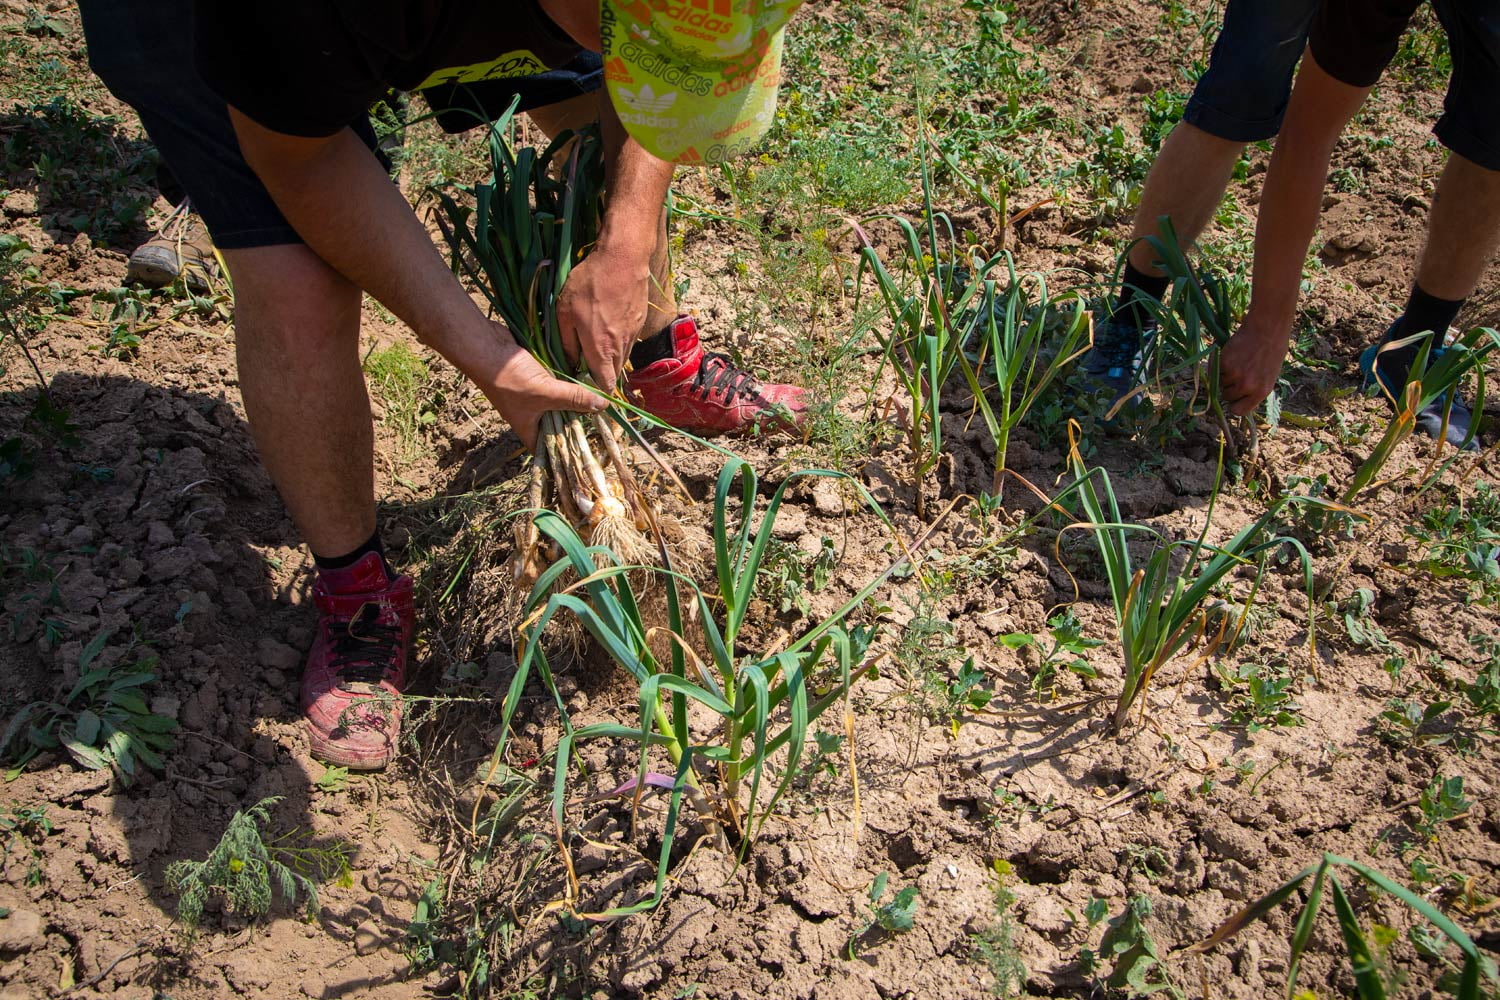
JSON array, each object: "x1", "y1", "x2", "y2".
[
  {"x1": 313, "y1": 529, "x2": 388, "y2": 576},
  {"x1": 629, "y1": 323, "x2": 677, "y2": 368},
  {"x1": 1377, "y1": 284, "x2": 1465, "y2": 381},
  {"x1": 1110, "y1": 262, "x2": 1170, "y2": 328}
]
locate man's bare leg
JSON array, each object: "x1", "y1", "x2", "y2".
[
  {"x1": 1126, "y1": 122, "x2": 1248, "y2": 275},
  {"x1": 223, "y1": 244, "x2": 376, "y2": 559},
  {"x1": 1415, "y1": 152, "x2": 1500, "y2": 301},
  {"x1": 1363, "y1": 151, "x2": 1500, "y2": 448}
]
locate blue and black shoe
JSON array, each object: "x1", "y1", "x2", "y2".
[
  {"x1": 1359, "y1": 321, "x2": 1478, "y2": 452},
  {"x1": 1083, "y1": 312, "x2": 1156, "y2": 417}
]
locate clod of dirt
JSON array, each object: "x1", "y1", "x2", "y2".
[{"x1": 0, "y1": 910, "x2": 45, "y2": 954}]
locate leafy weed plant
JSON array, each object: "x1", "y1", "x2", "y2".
[
  {"x1": 847, "y1": 871, "x2": 919, "y2": 959},
  {"x1": 1, "y1": 630, "x2": 176, "y2": 783},
  {"x1": 1085, "y1": 895, "x2": 1183, "y2": 999},
  {"x1": 1408, "y1": 482, "x2": 1500, "y2": 603},
  {"x1": 1328, "y1": 588, "x2": 1398, "y2": 655},
  {"x1": 1464, "y1": 634, "x2": 1500, "y2": 722},
  {"x1": 1415, "y1": 774, "x2": 1471, "y2": 843},
  {"x1": 0, "y1": 803, "x2": 53, "y2": 886},
  {"x1": 1000, "y1": 609, "x2": 1102, "y2": 697},
  {"x1": 754, "y1": 536, "x2": 838, "y2": 618},
  {"x1": 1214, "y1": 660, "x2": 1304, "y2": 731},
  {"x1": 165, "y1": 797, "x2": 353, "y2": 928},
  {"x1": 1377, "y1": 696, "x2": 1454, "y2": 749}
]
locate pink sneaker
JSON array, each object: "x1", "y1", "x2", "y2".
[
  {"x1": 625, "y1": 316, "x2": 808, "y2": 436},
  {"x1": 301, "y1": 552, "x2": 413, "y2": 770}
]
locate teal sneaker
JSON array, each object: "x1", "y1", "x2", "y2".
[{"x1": 1359, "y1": 325, "x2": 1478, "y2": 451}]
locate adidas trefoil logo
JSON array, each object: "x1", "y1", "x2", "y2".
[{"x1": 617, "y1": 84, "x2": 678, "y2": 113}]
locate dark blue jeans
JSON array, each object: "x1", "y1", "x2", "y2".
[{"x1": 77, "y1": 0, "x2": 603, "y2": 249}]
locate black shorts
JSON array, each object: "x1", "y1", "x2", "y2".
[
  {"x1": 1312, "y1": 0, "x2": 1500, "y2": 171},
  {"x1": 76, "y1": 0, "x2": 603, "y2": 250},
  {"x1": 1183, "y1": 0, "x2": 1318, "y2": 144}
]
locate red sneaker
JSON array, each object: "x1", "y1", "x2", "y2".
[
  {"x1": 625, "y1": 315, "x2": 808, "y2": 436},
  {"x1": 301, "y1": 552, "x2": 413, "y2": 770}
]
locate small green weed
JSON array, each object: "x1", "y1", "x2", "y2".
[
  {"x1": 894, "y1": 582, "x2": 978, "y2": 726},
  {"x1": 1000, "y1": 609, "x2": 1102, "y2": 696},
  {"x1": 847, "y1": 871, "x2": 919, "y2": 959},
  {"x1": 1, "y1": 630, "x2": 177, "y2": 783},
  {"x1": 755, "y1": 536, "x2": 838, "y2": 618},
  {"x1": 971, "y1": 860, "x2": 1027, "y2": 998},
  {"x1": 1076, "y1": 123, "x2": 1153, "y2": 220},
  {"x1": 1328, "y1": 588, "x2": 1397, "y2": 655},
  {"x1": 3, "y1": 544, "x2": 67, "y2": 646},
  {"x1": 1277, "y1": 473, "x2": 1361, "y2": 543},
  {"x1": 1376, "y1": 696, "x2": 1453, "y2": 748},
  {"x1": 1408, "y1": 482, "x2": 1500, "y2": 604},
  {"x1": 364, "y1": 341, "x2": 438, "y2": 463},
  {"x1": 1415, "y1": 774, "x2": 1471, "y2": 843},
  {"x1": 0, "y1": 803, "x2": 53, "y2": 886},
  {"x1": 944, "y1": 657, "x2": 995, "y2": 732},
  {"x1": 165, "y1": 796, "x2": 353, "y2": 927},
  {"x1": 1086, "y1": 895, "x2": 1183, "y2": 998},
  {"x1": 1213, "y1": 660, "x2": 1303, "y2": 731},
  {"x1": 0, "y1": 97, "x2": 156, "y2": 243},
  {"x1": 404, "y1": 877, "x2": 450, "y2": 969},
  {"x1": 1464, "y1": 634, "x2": 1500, "y2": 721}
]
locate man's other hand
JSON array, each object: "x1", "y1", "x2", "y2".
[
  {"x1": 1218, "y1": 315, "x2": 1294, "y2": 416},
  {"x1": 557, "y1": 246, "x2": 651, "y2": 390},
  {"x1": 485, "y1": 322, "x2": 607, "y2": 450}
]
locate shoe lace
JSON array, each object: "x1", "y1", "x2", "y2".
[
  {"x1": 330, "y1": 602, "x2": 402, "y2": 686},
  {"x1": 692, "y1": 352, "x2": 760, "y2": 401},
  {"x1": 1099, "y1": 322, "x2": 1144, "y2": 372}
]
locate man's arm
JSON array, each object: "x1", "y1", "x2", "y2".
[
  {"x1": 1218, "y1": 54, "x2": 1372, "y2": 415},
  {"x1": 555, "y1": 89, "x2": 676, "y2": 389},
  {"x1": 228, "y1": 110, "x2": 605, "y2": 448}
]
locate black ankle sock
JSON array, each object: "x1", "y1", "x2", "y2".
[
  {"x1": 1378, "y1": 284, "x2": 1465, "y2": 378},
  {"x1": 314, "y1": 529, "x2": 386, "y2": 573},
  {"x1": 1111, "y1": 262, "x2": 1170, "y2": 327},
  {"x1": 629, "y1": 323, "x2": 677, "y2": 368}
]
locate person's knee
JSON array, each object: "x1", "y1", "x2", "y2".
[
  {"x1": 224, "y1": 245, "x2": 362, "y2": 355},
  {"x1": 526, "y1": 93, "x2": 599, "y2": 140}
]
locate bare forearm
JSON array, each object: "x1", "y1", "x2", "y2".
[
  {"x1": 597, "y1": 92, "x2": 673, "y2": 261},
  {"x1": 1244, "y1": 55, "x2": 1372, "y2": 336},
  {"x1": 549, "y1": 92, "x2": 674, "y2": 385},
  {"x1": 230, "y1": 112, "x2": 513, "y2": 386}
]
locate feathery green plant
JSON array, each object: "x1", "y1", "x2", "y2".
[
  {"x1": 1189, "y1": 853, "x2": 1499, "y2": 999},
  {"x1": 165, "y1": 797, "x2": 352, "y2": 927}
]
